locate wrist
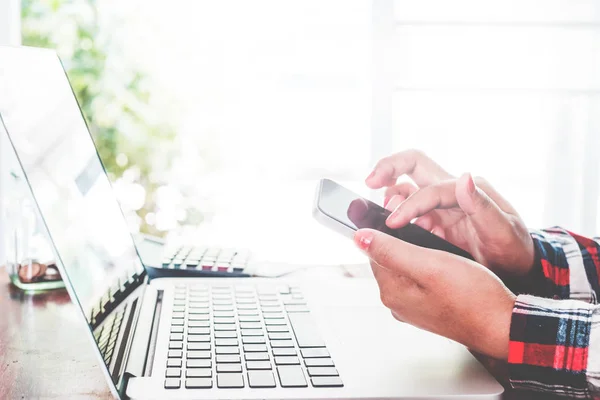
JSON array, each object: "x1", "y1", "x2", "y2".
[{"x1": 484, "y1": 290, "x2": 516, "y2": 360}]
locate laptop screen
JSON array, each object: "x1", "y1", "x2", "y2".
[{"x1": 0, "y1": 47, "x2": 145, "y2": 383}]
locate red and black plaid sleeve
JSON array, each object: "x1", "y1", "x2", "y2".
[{"x1": 508, "y1": 228, "x2": 600, "y2": 398}]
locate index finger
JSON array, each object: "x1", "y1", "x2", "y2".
[{"x1": 366, "y1": 149, "x2": 453, "y2": 189}]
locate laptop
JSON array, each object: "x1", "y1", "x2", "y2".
[{"x1": 0, "y1": 46, "x2": 503, "y2": 399}]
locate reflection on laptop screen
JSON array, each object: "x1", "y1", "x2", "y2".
[{"x1": 0, "y1": 47, "x2": 145, "y2": 371}]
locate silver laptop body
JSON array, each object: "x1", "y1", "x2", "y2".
[{"x1": 0, "y1": 46, "x2": 503, "y2": 399}]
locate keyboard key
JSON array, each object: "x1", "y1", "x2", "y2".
[
  {"x1": 188, "y1": 335, "x2": 211, "y2": 343},
  {"x1": 214, "y1": 317, "x2": 236, "y2": 324},
  {"x1": 311, "y1": 376, "x2": 344, "y2": 387},
  {"x1": 168, "y1": 350, "x2": 183, "y2": 358},
  {"x1": 246, "y1": 361, "x2": 272, "y2": 370},
  {"x1": 187, "y1": 359, "x2": 212, "y2": 368},
  {"x1": 305, "y1": 358, "x2": 335, "y2": 367},
  {"x1": 244, "y1": 352, "x2": 270, "y2": 361},
  {"x1": 270, "y1": 340, "x2": 294, "y2": 348},
  {"x1": 167, "y1": 359, "x2": 182, "y2": 368},
  {"x1": 215, "y1": 331, "x2": 237, "y2": 339},
  {"x1": 215, "y1": 338, "x2": 238, "y2": 346},
  {"x1": 240, "y1": 322, "x2": 262, "y2": 330},
  {"x1": 272, "y1": 348, "x2": 297, "y2": 357},
  {"x1": 237, "y1": 304, "x2": 257, "y2": 310},
  {"x1": 301, "y1": 348, "x2": 330, "y2": 358},
  {"x1": 214, "y1": 323, "x2": 237, "y2": 331},
  {"x1": 216, "y1": 347, "x2": 240, "y2": 355},
  {"x1": 243, "y1": 344, "x2": 268, "y2": 353},
  {"x1": 188, "y1": 342, "x2": 211, "y2": 351},
  {"x1": 172, "y1": 312, "x2": 185, "y2": 319},
  {"x1": 242, "y1": 337, "x2": 266, "y2": 344},
  {"x1": 266, "y1": 325, "x2": 289, "y2": 333},
  {"x1": 213, "y1": 305, "x2": 234, "y2": 312},
  {"x1": 170, "y1": 333, "x2": 183, "y2": 341},
  {"x1": 241, "y1": 329, "x2": 264, "y2": 336},
  {"x1": 248, "y1": 370, "x2": 276, "y2": 388},
  {"x1": 275, "y1": 356, "x2": 300, "y2": 365},
  {"x1": 264, "y1": 319, "x2": 287, "y2": 326},
  {"x1": 277, "y1": 366, "x2": 308, "y2": 388},
  {"x1": 307, "y1": 367, "x2": 339, "y2": 377},
  {"x1": 164, "y1": 378, "x2": 181, "y2": 389},
  {"x1": 188, "y1": 308, "x2": 210, "y2": 315},
  {"x1": 185, "y1": 378, "x2": 213, "y2": 389},
  {"x1": 171, "y1": 319, "x2": 184, "y2": 326},
  {"x1": 170, "y1": 326, "x2": 184, "y2": 334},
  {"x1": 263, "y1": 313, "x2": 285, "y2": 319},
  {"x1": 188, "y1": 327, "x2": 210, "y2": 335},
  {"x1": 217, "y1": 373, "x2": 244, "y2": 388},
  {"x1": 216, "y1": 355, "x2": 241, "y2": 363},
  {"x1": 173, "y1": 306, "x2": 185, "y2": 313},
  {"x1": 186, "y1": 369, "x2": 212, "y2": 378},
  {"x1": 217, "y1": 364, "x2": 243, "y2": 373},
  {"x1": 238, "y1": 315, "x2": 261, "y2": 323},
  {"x1": 187, "y1": 351, "x2": 211, "y2": 359},
  {"x1": 237, "y1": 310, "x2": 259, "y2": 316},
  {"x1": 188, "y1": 320, "x2": 210, "y2": 328},
  {"x1": 288, "y1": 313, "x2": 326, "y2": 348},
  {"x1": 214, "y1": 311, "x2": 235, "y2": 318},
  {"x1": 269, "y1": 333, "x2": 292, "y2": 340},
  {"x1": 169, "y1": 341, "x2": 183, "y2": 350},
  {"x1": 166, "y1": 368, "x2": 181, "y2": 378},
  {"x1": 259, "y1": 300, "x2": 280, "y2": 307},
  {"x1": 188, "y1": 314, "x2": 210, "y2": 321}
]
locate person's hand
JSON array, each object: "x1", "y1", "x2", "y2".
[
  {"x1": 365, "y1": 150, "x2": 535, "y2": 278},
  {"x1": 355, "y1": 228, "x2": 515, "y2": 360}
]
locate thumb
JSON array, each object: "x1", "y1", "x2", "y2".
[
  {"x1": 455, "y1": 173, "x2": 507, "y2": 237},
  {"x1": 354, "y1": 229, "x2": 435, "y2": 281}
]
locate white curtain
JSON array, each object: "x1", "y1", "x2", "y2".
[
  {"x1": 389, "y1": 0, "x2": 600, "y2": 236},
  {"x1": 0, "y1": 0, "x2": 22, "y2": 265}
]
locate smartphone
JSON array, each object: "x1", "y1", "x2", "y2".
[{"x1": 313, "y1": 178, "x2": 474, "y2": 260}]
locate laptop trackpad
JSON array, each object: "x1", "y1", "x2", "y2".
[{"x1": 303, "y1": 278, "x2": 503, "y2": 398}]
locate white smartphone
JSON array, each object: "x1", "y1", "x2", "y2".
[{"x1": 313, "y1": 178, "x2": 474, "y2": 260}]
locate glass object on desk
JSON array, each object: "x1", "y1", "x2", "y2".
[{"x1": 2, "y1": 171, "x2": 65, "y2": 291}]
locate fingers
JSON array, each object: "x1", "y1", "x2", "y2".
[
  {"x1": 384, "y1": 182, "x2": 419, "y2": 204},
  {"x1": 366, "y1": 149, "x2": 453, "y2": 189},
  {"x1": 454, "y1": 173, "x2": 509, "y2": 240},
  {"x1": 386, "y1": 180, "x2": 459, "y2": 228},
  {"x1": 355, "y1": 229, "x2": 440, "y2": 282}
]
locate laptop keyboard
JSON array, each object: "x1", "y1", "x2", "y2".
[
  {"x1": 162, "y1": 246, "x2": 250, "y2": 274},
  {"x1": 94, "y1": 304, "x2": 128, "y2": 366},
  {"x1": 163, "y1": 283, "x2": 343, "y2": 390}
]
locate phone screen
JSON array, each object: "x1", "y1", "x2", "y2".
[{"x1": 317, "y1": 179, "x2": 474, "y2": 260}]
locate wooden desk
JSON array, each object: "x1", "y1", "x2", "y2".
[
  {"x1": 0, "y1": 269, "x2": 565, "y2": 400},
  {"x1": 0, "y1": 270, "x2": 112, "y2": 399}
]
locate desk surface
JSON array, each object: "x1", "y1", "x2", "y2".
[{"x1": 0, "y1": 269, "x2": 563, "y2": 400}]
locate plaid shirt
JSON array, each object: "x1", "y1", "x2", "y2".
[{"x1": 508, "y1": 228, "x2": 600, "y2": 398}]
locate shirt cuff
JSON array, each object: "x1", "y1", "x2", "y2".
[{"x1": 508, "y1": 294, "x2": 597, "y2": 397}]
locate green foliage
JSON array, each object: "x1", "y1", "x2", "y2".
[{"x1": 22, "y1": 0, "x2": 179, "y2": 236}]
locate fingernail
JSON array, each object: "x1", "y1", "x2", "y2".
[
  {"x1": 366, "y1": 170, "x2": 377, "y2": 181},
  {"x1": 466, "y1": 173, "x2": 476, "y2": 194},
  {"x1": 354, "y1": 230, "x2": 374, "y2": 251}
]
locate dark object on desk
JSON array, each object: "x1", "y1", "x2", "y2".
[{"x1": 136, "y1": 235, "x2": 251, "y2": 279}]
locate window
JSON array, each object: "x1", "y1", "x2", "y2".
[
  {"x1": 0, "y1": 0, "x2": 21, "y2": 264},
  {"x1": 391, "y1": 0, "x2": 600, "y2": 235}
]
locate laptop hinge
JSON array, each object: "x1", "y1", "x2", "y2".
[{"x1": 120, "y1": 284, "x2": 159, "y2": 388}]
